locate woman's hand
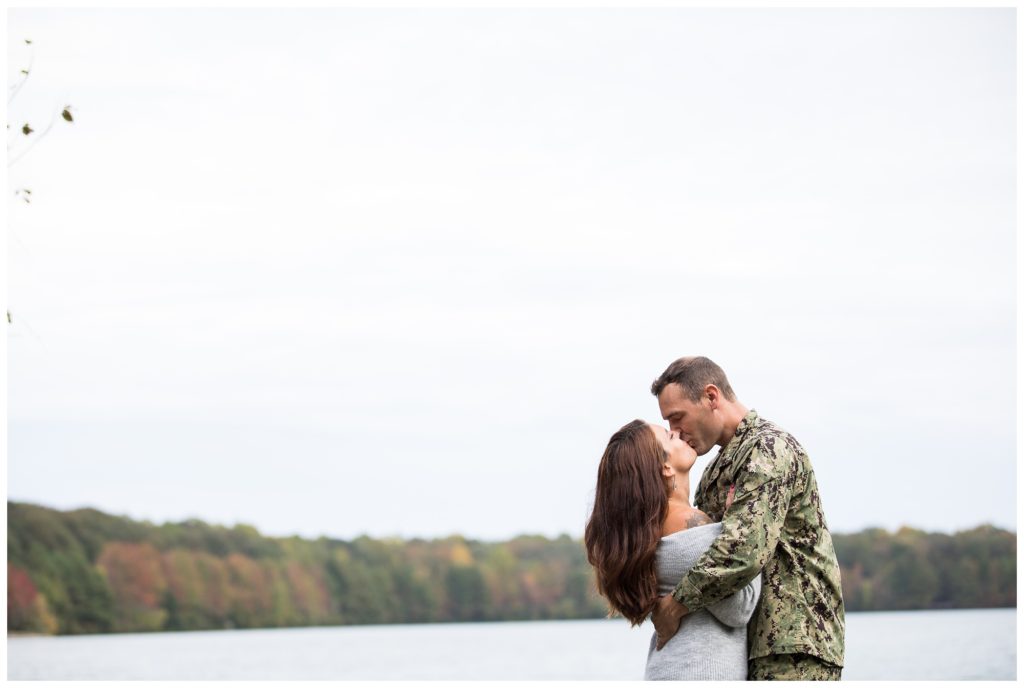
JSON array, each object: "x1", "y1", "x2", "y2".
[{"x1": 652, "y1": 595, "x2": 689, "y2": 650}]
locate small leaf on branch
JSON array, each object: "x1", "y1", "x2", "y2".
[
  {"x1": 7, "y1": 311, "x2": 12, "y2": 324},
  {"x1": 24, "y1": 39, "x2": 32, "y2": 45},
  {"x1": 20, "y1": 69, "x2": 28, "y2": 75},
  {"x1": 22, "y1": 123, "x2": 33, "y2": 135},
  {"x1": 62, "y1": 108, "x2": 73, "y2": 122}
]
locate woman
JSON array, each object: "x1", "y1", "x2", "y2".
[{"x1": 584, "y1": 419, "x2": 761, "y2": 680}]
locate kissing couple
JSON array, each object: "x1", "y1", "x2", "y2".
[{"x1": 585, "y1": 356, "x2": 846, "y2": 681}]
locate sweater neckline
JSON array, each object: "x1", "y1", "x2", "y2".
[{"x1": 659, "y1": 522, "x2": 721, "y2": 540}]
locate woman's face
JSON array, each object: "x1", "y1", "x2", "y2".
[{"x1": 649, "y1": 423, "x2": 697, "y2": 474}]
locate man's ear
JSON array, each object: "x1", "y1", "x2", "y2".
[{"x1": 705, "y1": 384, "x2": 720, "y2": 409}]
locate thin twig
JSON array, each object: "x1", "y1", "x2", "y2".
[
  {"x1": 6, "y1": 313, "x2": 49, "y2": 352},
  {"x1": 8, "y1": 47, "x2": 35, "y2": 105}
]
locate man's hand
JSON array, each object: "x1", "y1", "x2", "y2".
[{"x1": 651, "y1": 595, "x2": 689, "y2": 650}]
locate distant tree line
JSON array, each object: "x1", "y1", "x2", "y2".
[
  {"x1": 7, "y1": 502, "x2": 1016, "y2": 635},
  {"x1": 7, "y1": 502, "x2": 604, "y2": 634},
  {"x1": 833, "y1": 525, "x2": 1015, "y2": 611}
]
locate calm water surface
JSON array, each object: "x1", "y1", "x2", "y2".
[{"x1": 7, "y1": 608, "x2": 1015, "y2": 680}]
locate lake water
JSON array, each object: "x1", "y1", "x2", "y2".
[{"x1": 7, "y1": 608, "x2": 1015, "y2": 680}]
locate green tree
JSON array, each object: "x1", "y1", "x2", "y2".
[{"x1": 445, "y1": 565, "x2": 490, "y2": 621}]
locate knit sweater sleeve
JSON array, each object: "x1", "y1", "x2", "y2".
[{"x1": 705, "y1": 574, "x2": 761, "y2": 628}]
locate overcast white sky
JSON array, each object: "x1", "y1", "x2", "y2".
[{"x1": 5, "y1": 8, "x2": 1016, "y2": 541}]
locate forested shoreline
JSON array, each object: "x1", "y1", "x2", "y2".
[{"x1": 7, "y1": 501, "x2": 1016, "y2": 635}]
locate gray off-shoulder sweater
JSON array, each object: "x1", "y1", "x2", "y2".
[{"x1": 644, "y1": 523, "x2": 761, "y2": 681}]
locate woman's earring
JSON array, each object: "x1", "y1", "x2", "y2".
[{"x1": 671, "y1": 476, "x2": 677, "y2": 492}]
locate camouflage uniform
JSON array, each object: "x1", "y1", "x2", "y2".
[
  {"x1": 748, "y1": 652, "x2": 842, "y2": 681},
  {"x1": 670, "y1": 410, "x2": 845, "y2": 679}
]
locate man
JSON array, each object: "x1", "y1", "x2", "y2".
[{"x1": 649, "y1": 356, "x2": 845, "y2": 680}]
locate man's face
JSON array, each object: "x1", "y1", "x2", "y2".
[{"x1": 657, "y1": 383, "x2": 720, "y2": 456}]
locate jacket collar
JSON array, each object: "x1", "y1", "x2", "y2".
[{"x1": 713, "y1": 408, "x2": 760, "y2": 469}]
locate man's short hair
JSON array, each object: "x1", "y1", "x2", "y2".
[{"x1": 650, "y1": 356, "x2": 737, "y2": 402}]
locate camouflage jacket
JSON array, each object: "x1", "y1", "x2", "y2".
[{"x1": 671, "y1": 410, "x2": 845, "y2": 667}]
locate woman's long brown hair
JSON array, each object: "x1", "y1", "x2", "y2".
[{"x1": 584, "y1": 419, "x2": 668, "y2": 626}]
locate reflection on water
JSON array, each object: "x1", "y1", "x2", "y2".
[{"x1": 7, "y1": 608, "x2": 1015, "y2": 680}]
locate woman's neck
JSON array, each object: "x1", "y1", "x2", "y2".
[
  {"x1": 668, "y1": 472, "x2": 691, "y2": 508},
  {"x1": 662, "y1": 474, "x2": 707, "y2": 537}
]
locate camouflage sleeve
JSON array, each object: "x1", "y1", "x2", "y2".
[
  {"x1": 705, "y1": 573, "x2": 761, "y2": 628},
  {"x1": 671, "y1": 441, "x2": 798, "y2": 612}
]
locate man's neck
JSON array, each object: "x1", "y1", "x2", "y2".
[{"x1": 717, "y1": 402, "x2": 750, "y2": 448}]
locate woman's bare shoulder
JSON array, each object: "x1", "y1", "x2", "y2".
[
  {"x1": 661, "y1": 507, "x2": 714, "y2": 537},
  {"x1": 684, "y1": 509, "x2": 714, "y2": 529}
]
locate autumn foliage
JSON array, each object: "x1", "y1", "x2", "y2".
[
  {"x1": 6, "y1": 501, "x2": 1017, "y2": 636},
  {"x1": 8, "y1": 563, "x2": 58, "y2": 634},
  {"x1": 7, "y1": 501, "x2": 606, "y2": 634}
]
